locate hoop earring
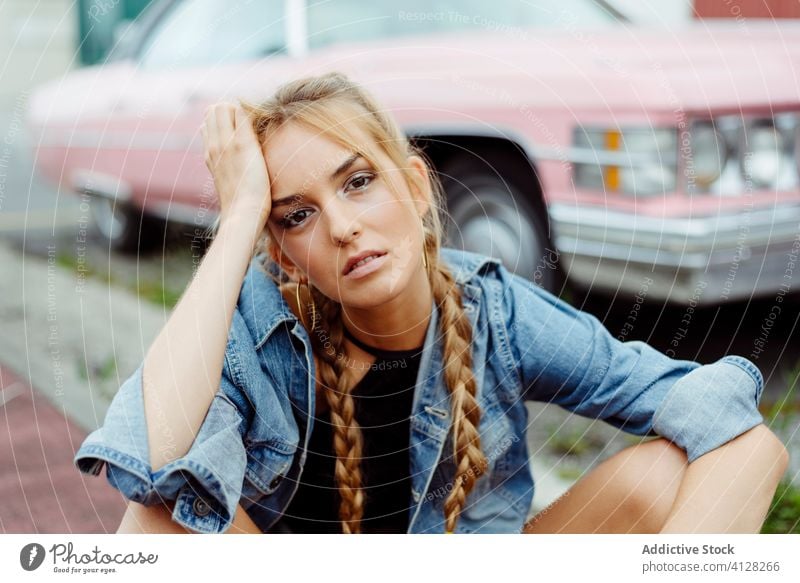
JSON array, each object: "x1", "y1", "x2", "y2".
[
  {"x1": 420, "y1": 220, "x2": 429, "y2": 269},
  {"x1": 295, "y1": 280, "x2": 317, "y2": 332}
]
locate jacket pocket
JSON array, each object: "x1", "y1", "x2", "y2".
[
  {"x1": 243, "y1": 441, "x2": 297, "y2": 497},
  {"x1": 477, "y1": 392, "x2": 516, "y2": 466}
]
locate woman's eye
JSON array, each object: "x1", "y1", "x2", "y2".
[
  {"x1": 276, "y1": 172, "x2": 374, "y2": 229},
  {"x1": 346, "y1": 172, "x2": 374, "y2": 191},
  {"x1": 278, "y1": 209, "x2": 312, "y2": 229}
]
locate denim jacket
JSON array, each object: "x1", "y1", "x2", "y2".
[{"x1": 74, "y1": 247, "x2": 765, "y2": 534}]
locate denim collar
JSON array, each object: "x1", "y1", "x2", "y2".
[{"x1": 239, "y1": 247, "x2": 502, "y2": 350}]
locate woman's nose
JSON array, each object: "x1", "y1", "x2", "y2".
[{"x1": 324, "y1": 197, "x2": 361, "y2": 245}]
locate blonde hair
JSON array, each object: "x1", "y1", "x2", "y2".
[{"x1": 219, "y1": 71, "x2": 487, "y2": 533}]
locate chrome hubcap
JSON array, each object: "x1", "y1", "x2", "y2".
[
  {"x1": 447, "y1": 186, "x2": 540, "y2": 277},
  {"x1": 90, "y1": 197, "x2": 127, "y2": 241}
]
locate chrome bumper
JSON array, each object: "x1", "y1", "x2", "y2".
[{"x1": 549, "y1": 202, "x2": 800, "y2": 305}]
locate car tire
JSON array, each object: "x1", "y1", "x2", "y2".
[
  {"x1": 438, "y1": 154, "x2": 562, "y2": 294},
  {"x1": 90, "y1": 197, "x2": 165, "y2": 254}
]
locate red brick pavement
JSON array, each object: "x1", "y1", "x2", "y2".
[{"x1": 0, "y1": 364, "x2": 126, "y2": 533}]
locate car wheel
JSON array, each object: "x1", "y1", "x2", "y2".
[
  {"x1": 439, "y1": 155, "x2": 561, "y2": 293},
  {"x1": 90, "y1": 197, "x2": 164, "y2": 254}
]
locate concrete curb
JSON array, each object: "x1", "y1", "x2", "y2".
[{"x1": 0, "y1": 241, "x2": 165, "y2": 433}]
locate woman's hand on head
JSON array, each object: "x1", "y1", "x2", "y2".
[{"x1": 202, "y1": 102, "x2": 272, "y2": 234}]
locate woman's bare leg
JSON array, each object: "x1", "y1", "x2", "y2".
[
  {"x1": 116, "y1": 500, "x2": 262, "y2": 534},
  {"x1": 523, "y1": 437, "x2": 688, "y2": 533},
  {"x1": 659, "y1": 424, "x2": 788, "y2": 533}
]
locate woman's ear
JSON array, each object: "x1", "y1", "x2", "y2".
[
  {"x1": 407, "y1": 155, "x2": 432, "y2": 218},
  {"x1": 268, "y1": 244, "x2": 302, "y2": 282}
]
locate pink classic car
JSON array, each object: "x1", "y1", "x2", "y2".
[{"x1": 28, "y1": 0, "x2": 800, "y2": 304}]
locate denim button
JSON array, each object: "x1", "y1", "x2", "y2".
[
  {"x1": 192, "y1": 497, "x2": 211, "y2": 517},
  {"x1": 269, "y1": 475, "x2": 283, "y2": 490}
]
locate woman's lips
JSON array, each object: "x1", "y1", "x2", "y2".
[{"x1": 343, "y1": 253, "x2": 388, "y2": 280}]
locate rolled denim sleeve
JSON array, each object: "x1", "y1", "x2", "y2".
[
  {"x1": 73, "y1": 359, "x2": 248, "y2": 534},
  {"x1": 504, "y1": 271, "x2": 765, "y2": 463},
  {"x1": 651, "y1": 354, "x2": 765, "y2": 462}
]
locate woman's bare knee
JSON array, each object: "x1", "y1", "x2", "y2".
[
  {"x1": 116, "y1": 500, "x2": 262, "y2": 534},
  {"x1": 524, "y1": 437, "x2": 688, "y2": 534},
  {"x1": 599, "y1": 438, "x2": 688, "y2": 532},
  {"x1": 116, "y1": 501, "x2": 190, "y2": 534},
  {"x1": 227, "y1": 503, "x2": 262, "y2": 533}
]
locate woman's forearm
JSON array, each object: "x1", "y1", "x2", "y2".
[
  {"x1": 143, "y1": 214, "x2": 262, "y2": 472},
  {"x1": 659, "y1": 424, "x2": 789, "y2": 533}
]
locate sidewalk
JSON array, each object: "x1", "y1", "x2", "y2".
[
  {"x1": 0, "y1": 239, "x2": 164, "y2": 533},
  {"x1": 0, "y1": 365, "x2": 126, "y2": 533}
]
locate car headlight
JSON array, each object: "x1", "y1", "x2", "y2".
[
  {"x1": 742, "y1": 118, "x2": 793, "y2": 189},
  {"x1": 686, "y1": 121, "x2": 727, "y2": 189},
  {"x1": 572, "y1": 127, "x2": 677, "y2": 196},
  {"x1": 688, "y1": 113, "x2": 799, "y2": 194}
]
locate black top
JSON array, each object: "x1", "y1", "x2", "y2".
[{"x1": 277, "y1": 326, "x2": 424, "y2": 533}]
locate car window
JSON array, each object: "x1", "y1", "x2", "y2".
[
  {"x1": 138, "y1": 0, "x2": 287, "y2": 69},
  {"x1": 306, "y1": 0, "x2": 618, "y2": 50}
]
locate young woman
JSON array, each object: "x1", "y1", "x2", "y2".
[{"x1": 75, "y1": 72, "x2": 788, "y2": 535}]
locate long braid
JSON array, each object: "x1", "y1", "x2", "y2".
[
  {"x1": 305, "y1": 286, "x2": 366, "y2": 533},
  {"x1": 426, "y1": 236, "x2": 489, "y2": 533}
]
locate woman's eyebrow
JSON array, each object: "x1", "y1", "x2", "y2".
[{"x1": 272, "y1": 153, "x2": 363, "y2": 209}]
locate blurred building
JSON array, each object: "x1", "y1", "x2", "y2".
[
  {"x1": 0, "y1": 0, "x2": 74, "y2": 109},
  {"x1": 694, "y1": 0, "x2": 800, "y2": 19},
  {"x1": 597, "y1": 0, "x2": 800, "y2": 23},
  {"x1": 77, "y1": 0, "x2": 151, "y2": 66}
]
